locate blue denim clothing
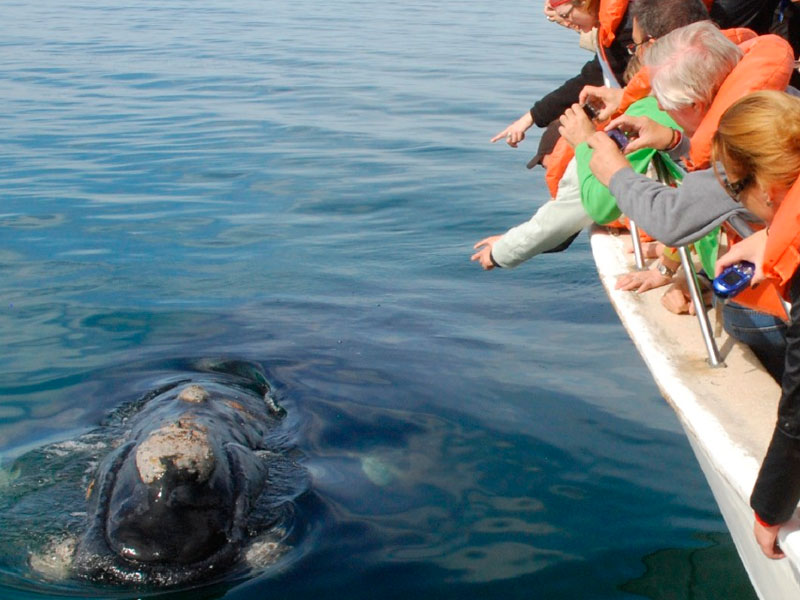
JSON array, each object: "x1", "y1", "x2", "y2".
[{"x1": 721, "y1": 300, "x2": 788, "y2": 381}]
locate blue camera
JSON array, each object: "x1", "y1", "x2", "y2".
[
  {"x1": 606, "y1": 128, "x2": 629, "y2": 151},
  {"x1": 712, "y1": 261, "x2": 755, "y2": 298},
  {"x1": 581, "y1": 104, "x2": 629, "y2": 150}
]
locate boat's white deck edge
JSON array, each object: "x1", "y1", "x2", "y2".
[{"x1": 590, "y1": 226, "x2": 800, "y2": 599}]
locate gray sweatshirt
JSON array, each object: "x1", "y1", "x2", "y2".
[{"x1": 608, "y1": 167, "x2": 753, "y2": 246}]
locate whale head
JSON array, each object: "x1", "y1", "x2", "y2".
[
  {"x1": 70, "y1": 381, "x2": 277, "y2": 585},
  {"x1": 103, "y1": 418, "x2": 236, "y2": 565}
]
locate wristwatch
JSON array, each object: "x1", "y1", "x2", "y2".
[{"x1": 656, "y1": 261, "x2": 676, "y2": 278}]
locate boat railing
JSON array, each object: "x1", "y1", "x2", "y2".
[
  {"x1": 625, "y1": 157, "x2": 795, "y2": 366},
  {"x1": 627, "y1": 153, "x2": 725, "y2": 366}
]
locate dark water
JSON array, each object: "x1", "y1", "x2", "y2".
[{"x1": 0, "y1": 0, "x2": 757, "y2": 598}]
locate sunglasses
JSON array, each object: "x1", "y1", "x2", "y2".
[{"x1": 721, "y1": 172, "x2": 753, "y2": 202}]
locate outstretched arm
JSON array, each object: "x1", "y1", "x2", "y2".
[
  {"x1": 491, "y1": 112, "x2": 534, "y2": 148},
  {"x1": 604, "y1": 165, "x2": 747, "y2": 247}
]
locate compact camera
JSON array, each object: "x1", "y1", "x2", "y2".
[
  {"x1": 582, "y1": 103, "x2": 600, "y2": 121},
  {"x1": 581, "y1": 104, "x2": 629, "y2": 150},
  {"x1": 605, "y1": 128, "x2": 629, "y2": 151},
  {"x1": 712, "y1": 261, "x2": 755, "y2": 298}
]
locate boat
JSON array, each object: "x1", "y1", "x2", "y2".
[{"x1": 590, "y1": 226, "x2": 800, "y2": 599}]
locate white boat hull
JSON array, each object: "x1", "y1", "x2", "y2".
[{"x1": 590, "y1": 226, "x2": 800, "y2": 599}]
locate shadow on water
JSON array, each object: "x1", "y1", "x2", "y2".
[{"x1": 620, "y1": 532, "x2": 757, "y2": 600}]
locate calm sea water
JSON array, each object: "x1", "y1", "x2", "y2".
[{"x1": 0, "y1": 1, "x2": 758, "y2": 598}]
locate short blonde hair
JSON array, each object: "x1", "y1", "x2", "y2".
[
  {"x1": 645, "y1": 21, "x2": 742, "y2": 110},
  {"x1": 712, "y1": 90, "x2": 800, "y2": 190}
]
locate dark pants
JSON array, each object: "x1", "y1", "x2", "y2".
[{"x1": 722, "y1": 300, "x2": 788, "y2": 381}]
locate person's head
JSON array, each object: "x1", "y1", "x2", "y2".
[
  {"x1": 629, "y1": 0, "x2": 709, "y2": 58},
  {"x1": 548, "y1": 0, "x2": 599, "y2": 32},
  {"x1": 712, "y1": 91, "x2": 800, "y2": 222},
  {"x1": 644, "y1": 21, "x2": 742, "y2": 135}
]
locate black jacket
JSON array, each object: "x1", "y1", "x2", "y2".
[
  {"x1": 710, "y1": 0, "x2": 781, "y2": 33},
  {"x1": 750, "y1": 270, "x2": 800, "y2": 524},
  {"x1": 529, "y1": 10, "x2": 633, "y2": 128}
]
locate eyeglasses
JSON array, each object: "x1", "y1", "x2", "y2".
[
  {"x1": 556, "y1": 3, "x2": 575, "y2": 19},
  {"x1": 721, "y1": 173, "x2": 753, "y2": 202},
  {"x1": 626, "y1": 38, "x2": 651, "y2": 56}
]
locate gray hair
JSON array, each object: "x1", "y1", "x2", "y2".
[{"x1": 644, "y1": 21, "x2": 743, "y2": 110}]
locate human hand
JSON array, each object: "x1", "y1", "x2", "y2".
[
  {"x1": 586, "y1": 131, "x2": 631, "y2": 186},
  {"x1": 661, "y1": 284, "x2": 692, "y2": 314},
  {"x1": 714, "y1": 228, "x2": 767, "y2": 285},
  {"x1": 579, "y1": 85, "x2": 623, "y2": 122},
  {"x1": 559, "y1": 103, "x2": 596, "y2": 148},
  {"x1": 543, "y1": 0, "x2": 581, "y2": 30},
  {"x1": 603, "y1": 115, "x2": 675, "y2": 154},
  {"x1": 754, "y1": 519, "x2": 785, "y2": 559},
  {"x1": 471, "y1": 235, "x2": 502, "y2": 270},
  {"x1": 615, "y1": 268, "x2": 672, "y2": 293},
  {"x1": 491, "y1": 112, "x2": 534, "y2": 147},
  {"x1": 660, "y1": 278, "x2": 711, "y2": 315}
]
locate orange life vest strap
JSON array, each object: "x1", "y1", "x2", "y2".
[
  {"x1": 764, "y1": 177, "x2": 800, "y2": 292},
  {"x1": 544, "y1": 137, "x2": 575, "y2": 199}
]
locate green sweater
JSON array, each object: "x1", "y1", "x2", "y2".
[
  {"x1": 575, "y1": 95, "x2": 718, "y2": 274},
  {"x1": 575, "y1": 96, "x2": 681, "y2": 225}
]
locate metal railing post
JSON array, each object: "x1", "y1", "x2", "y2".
[
  {"x1": 678, "y1": 245, "x2": 724, "y2": 367},
  {"x1": 628, "y1": 220, "x2": 646, "y2": 270}
]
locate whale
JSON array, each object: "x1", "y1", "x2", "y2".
[{"x1": 20, "y1": 360, "x2": 305, "y2": 588}]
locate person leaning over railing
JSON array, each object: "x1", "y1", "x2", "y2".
[
  {"x1": 711, "y1": 90, "x2": 800, "y2": 561},
  {"x1": 586, "y1": 20, "x2": 795, "y2": 380},
  {"x1": 472, "y1": 2, "x2": 714, "y2": 271},
  {"x1": 490, "y1": 0, "x2": 633, "y2": 149}
]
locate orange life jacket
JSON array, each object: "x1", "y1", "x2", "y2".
[
  {"x1": 688, "y1": 34, "x2": 794, "y2": 319},
  {"x1": 722, "y1": 218, "x2": 788, "y2": 319},
  {"x1": 597, "y1": 0, "x2": 629, "y2": 48},
  {"x1": 602, "y1": 28, "x2": 764, "y2": 236},
  {"x1": 684, "y1": 34, "x2": 795, "y2": 170},
  {"x1": 763, "y1": 176, "x2": 800, "y2": 296},
  {"x1": 617, "y1": 28, "x2": 758, "y2": 115},
  {"x1": 544, "y1": 28, "x2": 762, "y2": 199}
]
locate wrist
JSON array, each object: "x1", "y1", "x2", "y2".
[
  {"x1": 656, "y1": 261, "x2": 676, "y2": 279},
  {"x1": 755, "y1": 511, "x2": 777, "y2": 529},
  {"x1": 661, "y1": 255, "x2": 680, "y2": 273},
  {"x1": 664, "y1": 128, "x2": 683, "y2": 151}
]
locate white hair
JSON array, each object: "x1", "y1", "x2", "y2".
[{"x1": 644, "y1": 21, "x2": 743, "y2": 110}]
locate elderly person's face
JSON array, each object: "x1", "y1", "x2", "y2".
[{"x1": 660, "y1": 101, "x2": 706, "y2": 137}]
